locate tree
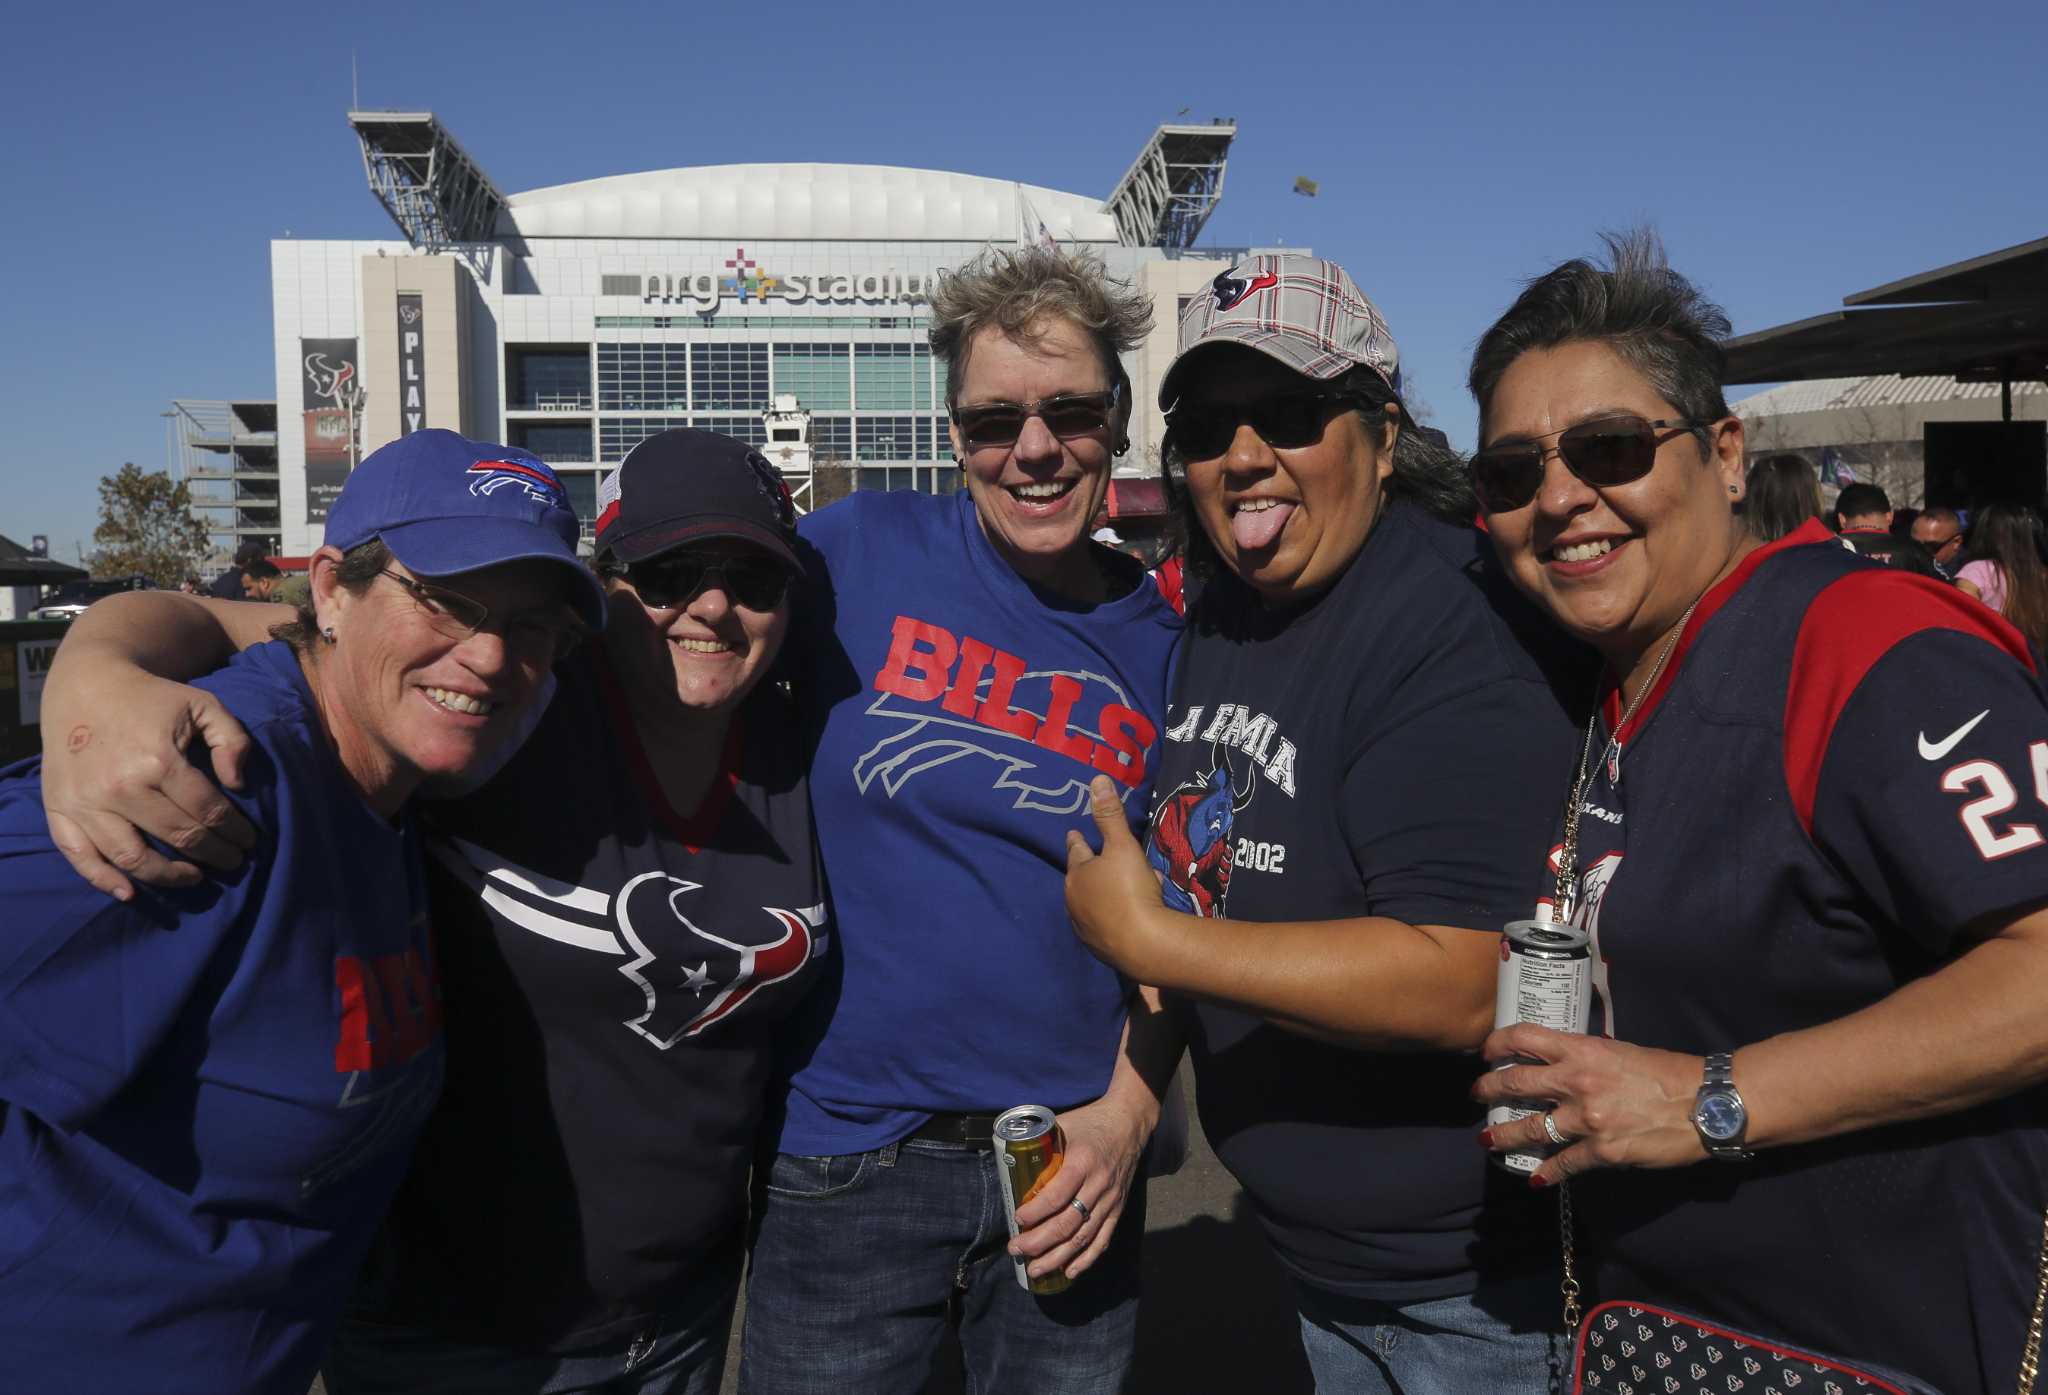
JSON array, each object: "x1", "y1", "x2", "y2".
[{"x1": 92, "y1": 463, "x2": 210, "y2": 586}]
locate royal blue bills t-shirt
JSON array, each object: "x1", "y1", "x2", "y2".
[
  {"x1": 773, "y1": 488, "x2": 1181, "y2": 1154},
  {"x1": 1146, "y1": 502, "x2": 1587, "y2": 1301},
  {"x1": 0, "y1": 641, "x2": 443, "y2": 1395},
  {"x1": 1546, "y1": 521, "x2": 2048, "y2": 1395}
]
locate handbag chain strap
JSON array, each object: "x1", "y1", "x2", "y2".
[{"x1": 2019, "y1": 1208, "x2": 2048, "y2": 1394}]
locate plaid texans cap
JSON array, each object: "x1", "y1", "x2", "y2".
[
  {"x1": 594, "y1": 428, "x2": 801, "y2": 571},
  {"x1": 1159, "y1": 254, "x2": 1402, "y2": 410}
]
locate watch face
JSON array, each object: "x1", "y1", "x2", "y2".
[{"x1": 1696, "y1": 1091, "x2": 1745, "y2": 1142}]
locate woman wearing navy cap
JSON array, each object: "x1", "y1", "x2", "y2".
[
  {"x1": 27, "y1": 428, "x2": 830, "y2": 1394},
  {"x1": 0, "y1": 430, "x2": 595, "y2": 1395}
]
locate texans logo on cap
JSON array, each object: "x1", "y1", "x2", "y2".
[
  {"x1": 1211, "y1": 269, "x2": 1278, "y2": 312},
  {"x1": 741, "y1": 448, "x2": 798, "y2": 531},
  {"x1": 466, "y1": 458, "x2": 567, "y2": 506}
]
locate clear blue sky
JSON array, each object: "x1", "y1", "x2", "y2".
[{"x1": 5, "y1": 0, "x2": 2043, "y2": 563}]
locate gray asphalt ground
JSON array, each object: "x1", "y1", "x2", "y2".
[{"x1": 314, "y1": 1061, "x2": 1314, "y2": 1395}]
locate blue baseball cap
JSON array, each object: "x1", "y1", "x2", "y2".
[{"x1": 324, "y1": 430, "x2": 606, "y2": 631}]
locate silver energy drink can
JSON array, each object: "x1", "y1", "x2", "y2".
[
  {"x1": 1488, "y1": 918, "x2": 1591, "y2": 1174},
  {"x1": 993, "y1": 1105, "x2": 1072, "y2": 1295}
]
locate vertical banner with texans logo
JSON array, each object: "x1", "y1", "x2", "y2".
[
  {"x1": 301, "y1": 337, "x2": 358, "y2": 523},
  {"x1": 396, "y1": 294, "x2": 426, "y2": 437}
]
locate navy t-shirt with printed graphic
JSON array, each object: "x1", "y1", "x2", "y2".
[
  {"x1": 360, "y1": 646, "x2": 828, "y2": 1352},
  {"x1": 773, "y1": 488, "x2": 1181, "y2": 1154},
  {"x1": 1546, "y1": 520, "x2": 2048, "y2": 1395},
  {"x1": 0, "y1": 641, "x2": 444, "y2": 1395},
  {"x1": 1145, "y1": 501, "x2": 1585, "y2": 1301}
]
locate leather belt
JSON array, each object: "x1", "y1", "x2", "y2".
[{"x1": 906, "y1": 1112, "x2": 1000, "y2": 1145}]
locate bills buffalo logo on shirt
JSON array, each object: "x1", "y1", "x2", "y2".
[
  {"x1": 854, "y1": 616, "x2": 1158, "y2": 815},
  {"x1": 1211, "y1": 268, "x2": 1278, "y2": 311},
  {"x1": 430, "y1": 838, "x2": 826, "y2": 1048},
  {"x1": 466, "y1": 457, "x2": 569, "y2": 507}
]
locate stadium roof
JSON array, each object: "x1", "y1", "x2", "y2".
[
  {"x1": 1734, "y1": 373, "x2": 2048, "y2": 418},
  {"x1": 498, "y1": 164, "x2": 1119, "y2": 243}
]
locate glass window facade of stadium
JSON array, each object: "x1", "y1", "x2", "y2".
[{"x1": 583, "y1": 320, "x2": 952, "y2": 493}]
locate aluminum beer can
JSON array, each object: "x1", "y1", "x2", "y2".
[
  {"x1": 993, "y1": 1104, "x2": 1072, "y2": 1295},
  {"x1": 1488, "y1": 919, "x2": 1591, "y2": 1174}
]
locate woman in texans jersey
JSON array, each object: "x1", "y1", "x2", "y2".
[
  {"x1": 1468, "y1": 232, "x2": 2048, "y2": 1395},
  {"x1": 0, "y1": 431, "x2": 600, "y2": 1395},
  {"x1": 1064, "y1": 255, "x2": 1586, "y2": 1395},
  {"x1": 30, "y1": 430, "x2": 829, "y2": 1394}
]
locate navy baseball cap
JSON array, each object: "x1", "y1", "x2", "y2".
[
  {"x1": 324, "y1": 429, "x2": 606, "y2": 630},
  {"x1": 595, "y1": 429, "x2": 801, "y2": 571}
]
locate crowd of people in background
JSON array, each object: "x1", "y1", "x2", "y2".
[{"x1": 1741, "y1": 455, "x2": 2048, "y2": 653}]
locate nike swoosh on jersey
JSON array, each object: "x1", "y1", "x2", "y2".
[{"x1": 1918, "y1": 709, "x2": 1991, "y2": 761}]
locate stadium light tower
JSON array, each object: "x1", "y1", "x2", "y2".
[
  {"x1": 348, "y1": 111, "x2": 508, "y2": 256},
  {"x1": 1104, "y1": 122, "x2": 1237, "y2": 251}
]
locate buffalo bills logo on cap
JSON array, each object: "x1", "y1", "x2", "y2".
[
  {"x1": 1211, "y1": 268, "x2": 1278, "y2": 312},
  {"x1": 466, "y1": 458, "x2": 567, "y2": 507}
]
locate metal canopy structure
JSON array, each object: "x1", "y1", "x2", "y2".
[
  {"x1": 0, "y1": 534, "x2": 86, "y2": 589},
  {"x1": 348, "y1": 111, "x2": 507, "y2": 254},
  {"x1": 1724, "y1": 234, "x2": 2048, "y2": 397},
  {"x1": 1104, "y1": 122, "x2": 1236, "y2": 250}
]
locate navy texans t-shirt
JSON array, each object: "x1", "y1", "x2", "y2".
[{"x1": 1145, "y1": 501, "x2": 1586, "y2": 1301}]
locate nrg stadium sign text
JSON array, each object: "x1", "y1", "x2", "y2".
[{"x1": 638, "y1": 247, "x2": 945, "y2": 312}]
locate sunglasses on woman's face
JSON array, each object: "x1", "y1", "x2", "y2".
[
  {"x1": 1165, "y1": 390, "x2": 1374, "y2": 460},
  {"x1": 621, "y1": 552, "x2": 792, "y2": 612},
  {"x1": 1469, "y1": 416, "x2": 1706, "y2": 514},
  {"x1": 950, "y1": 386, "x2": 1121, "y2": 451}
]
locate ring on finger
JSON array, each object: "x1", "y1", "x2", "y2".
[
  {"x1": 1069, "y1": 1197, "x2": 1091, "y2": 1221},
  {"x1": 1542, "y1": 1113, "x2": 1570, "y2": 1147}
]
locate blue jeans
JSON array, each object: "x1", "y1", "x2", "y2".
[
  {"x1": 320, "y1": 1256, "x2": 738, "y2": 1395},
  {"x1": 1294, "y1": 1274, "x2": 1565, "y2": 1395},
  {"x1": 739, "y1": 1138, "x2": 1144, "y2": 1395}
]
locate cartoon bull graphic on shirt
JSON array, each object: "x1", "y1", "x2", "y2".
[{"x1": 1148, "y1": 748, "x2": 1255, "y2": 918}]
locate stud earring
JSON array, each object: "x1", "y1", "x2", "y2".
[
  {"x1": 321, "y1": 626, "x2": 337, "y2": 644},
  {"x1": 1728, "y1": 484, "x2": 1739, "y2": 495}
]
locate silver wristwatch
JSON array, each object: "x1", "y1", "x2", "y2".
[{"x1": 1690, "y1": 1051, "x2": 1753, "y2": 1161}]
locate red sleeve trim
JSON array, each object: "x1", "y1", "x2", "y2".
[
  {"x1": 1604, "y1": 521, "x2": 1836, "y2": 741},
  {"x1": 589, "y1": 647, "x2": 743, "y2": 852},
  {"x1": 1784, "y1": 569, "x2": 2035, "y2": 837}
]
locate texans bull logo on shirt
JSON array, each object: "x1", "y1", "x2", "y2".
[
  {"x1": 431, "y1": 837, "x2": 826, "y2": 1048},
  {"x1": 856, "y1": 615, "x2": 1158, "y2": 815}
]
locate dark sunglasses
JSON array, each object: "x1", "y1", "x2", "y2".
[
  {"x1": 951, "y1": 385, "x2": 1121, "y2": 451},
  {"x1": 619, "y1": 552, "x2": 792, "y2": 611},
  {"x1": 1165, "y1": 390, "x2": 1376, "y2": 460},
  {"x1": 1470, "y1": 416, "x2": 1707, "y2": 513}
]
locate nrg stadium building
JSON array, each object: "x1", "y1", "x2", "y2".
[{"x1": 259, "y1": 113, "x2": 1272, "y2": 554}]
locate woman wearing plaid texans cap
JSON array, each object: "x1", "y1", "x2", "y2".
[{"x1": 1065, "y1": 255, "x2": 1588, "y2": 1393}]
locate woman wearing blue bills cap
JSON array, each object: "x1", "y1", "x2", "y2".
[
  {"x1": 0, "y1": 430, "x2": 597, "y2": 1395},
  {"x1": 26, "y1": 427, "x2": 831, "y2": 1395}
]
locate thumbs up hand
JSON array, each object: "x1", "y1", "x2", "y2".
[{"x1": 1065, "y1": 774, "x2": 1170, "y2": 979}]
